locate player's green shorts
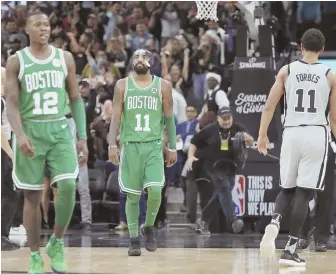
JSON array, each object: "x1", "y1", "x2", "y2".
[
  {"x1": 12, "y1": 118, "x2": 78, "y2": 190},
  {"x1": 119, "y1": 139, "x2": 165, "y2": 195}
]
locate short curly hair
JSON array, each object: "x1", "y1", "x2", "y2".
[{"x1": 301, "y1": 28, "x2": 325, "y2": 53}]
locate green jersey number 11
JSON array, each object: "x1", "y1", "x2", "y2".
[{"x1": 135, "y1": 114, "x2": 151, "y2": 132}]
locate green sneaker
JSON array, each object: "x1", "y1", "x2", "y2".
[
  {"x1": 27, "y1": 252, "x2": 44, "y2": 274},
  {"x1": 46, "y1": 235, "x2": 67, "y2": 274}
]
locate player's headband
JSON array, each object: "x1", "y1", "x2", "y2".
[{"x1": 132, "y1": 49, "x2": 153, "y2": 68}]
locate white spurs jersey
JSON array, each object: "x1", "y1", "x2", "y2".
[{"x1": 283, "y1": 60, "x2": 331, "y2": 127}]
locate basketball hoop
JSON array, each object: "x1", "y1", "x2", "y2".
[{"x1": 195, "y1": 1, "x2": 219, "y2": 21}]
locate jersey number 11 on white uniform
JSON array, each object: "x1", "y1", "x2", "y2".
[{"x1": 294, "y1": 88, "x2": 317, "y2": 113}]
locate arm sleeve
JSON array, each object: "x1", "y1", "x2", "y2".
[
  {"x1": 70, "y1": 98, "x2": 87, "y2": 140},
  {"x1": 215, "y1": 90, "x2": 230, "y2": 108},
  {"x1": 165, "y1": 115, "x2": 177, "y2": 150}
]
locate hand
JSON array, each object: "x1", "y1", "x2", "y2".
[
  {"x1": 187, "y1": 156, "x2": 198, "y2": 171},
  {"x1": 244, "y1": 133, "x2": 254, "y2": 146},
  {"x1": 77, "y1": 139, "x2": 88, "y2": 167},
  {"x1": 90, "y1": 129, "x2": 96, "y2": 137},
  {"x1": 176, "y1": 77, "x2": 183, "y2": 88},
  {"x1": 17, "y1": 135, "x2": 35, "y2": 157},
  {"x1": 66, "y1": 32, "x2": 75, "y2": 40},
  {"x1": 108, "y1": 145, "x2": 120, "y2": 165},
  {"x1": 184, "y1": 47, "x2": 190, "y2": 56},
  {"x1": 165, "y1": 150, "x2": 177, "y2": 168},
  {"x1": 257, "y1": 135, "x2": 270, "y2": 156}
]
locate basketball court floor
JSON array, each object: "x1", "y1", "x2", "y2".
[{"x1": 2, "y1": 228, "x2": 336, "y2": 274}]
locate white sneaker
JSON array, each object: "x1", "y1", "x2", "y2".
[{"x1": 260, "y1": 223, "x2": 279, "y2": 258}]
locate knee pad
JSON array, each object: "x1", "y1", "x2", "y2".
[
  {"x1": 57, "y1": 179, "x2": 76, "y2": 195},
  {"x1": 147, "y1": 186, "x2": 162, "y2": 200},
  {"x1": 127, "y1": 193, "x2": 141, "y2": 205}
]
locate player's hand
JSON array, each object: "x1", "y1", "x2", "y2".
[
  {"x1": 17, "y1": 135, "x2": 35, "y2": 157},
  {"x1": 77, "y1": 139, "x2": 88, "y2": 167},
  {"x1": 257, "y1": 135, "x2": 270, "y2": 156},
  {"x1": 165, "y1": 150, "x2": 177, "y2": 168},
  {"x1": 187, "y1": 156, "x2": 198, "y2": 171},
  {"x1": 108, "y1": 145, "x2": 120, "y2": 165}
]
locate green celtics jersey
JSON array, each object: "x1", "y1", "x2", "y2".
[
  {"x1": 120, "y1": 75, "x2": 164, "y2": 143},
  {"x1": 16, "y1": 46, "x2": 70, "y2": 121}
]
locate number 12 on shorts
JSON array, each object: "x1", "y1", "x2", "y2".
[{"x1": 135, "y1": 114, "x2": 151, "y2": 132}]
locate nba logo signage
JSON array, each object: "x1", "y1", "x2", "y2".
[{"x1": 232, "y1": 175, "x2": 246, "y2": 216}]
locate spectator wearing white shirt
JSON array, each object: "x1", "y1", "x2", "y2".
[
  {"x1": 199, "y1": 72, "x2": 230, "y2": 118},
  {"x1": 164, "y1": 74, "x2": 187, "y2": 124},
  {"x1": 172, "y1": 88, "x2": 187, "y2": 124}
]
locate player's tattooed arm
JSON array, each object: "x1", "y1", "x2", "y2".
[
  {"x1": 64, "y1": 50, "x2": 88, "y2": 164},
  {"x1": 4, "y1": 55, "x2": 25, "y2": 138},
  {"x1": 161, "y1": 79, "x2": 174, "y2": 117},
  {"x1": 328, "y1": 71, "x2": 336, "y2": 138},
  {"x1": 258, "y1": 65, "x2": 287, "y2": 137},
  {"x1": 162, "y1": 79, "x2": 177, "y2": 167},
  {"x1": 109, "y1": 79, "x2": 125, "y2": 146},
  {"x1": 64, "y1": 51, "x2": 81, "y2": 101}
]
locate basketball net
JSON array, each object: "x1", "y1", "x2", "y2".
[{"x1": 195, "y1": 1, "x2": 219, "y2": 21}]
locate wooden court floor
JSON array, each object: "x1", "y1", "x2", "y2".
[
  {"x1": 2, "y1": 247, "x2": 336, "y2": 274},
  {"x1": 2, "y1": 229, "x2": 336, "y2": 274}
]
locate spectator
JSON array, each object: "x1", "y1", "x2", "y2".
[
  {"x1": 90, "y1": 100, "x2": 113, "y2": 162},
  {"x1": 296, "y1": 1, "x2": 321, "y2": 41},
  {"x1": 162, "y1": 48, "x2": 190, "y2": 98},
  {"x1": 106, "y1": 35, "x2": 128, "y2": 77},
  {"x1": 190, "y1": 34, "x2": 219, "y2": 110},
  {"x1": 130, "y1": 21, "x2": 153, "y2": 52},
  {"x1": 199, "y1": 72, "x2": 230, "y2": 117},
  {"x1": 161, "y1": 3, "x2": 181, "y2": 45}
]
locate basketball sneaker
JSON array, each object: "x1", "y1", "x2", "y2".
[
  {"x1": 140, "y1": 226, "x2": 157, "y2": 252},
  {"x1": 260, "y1": 223, "x2": 279, "y2": 258},
  {"x1": 315, "y1": 241, "x2": 327, "y2": 252},
  {"x1": 195, "y1": 218, "x2": 210, "y2": 235},
  {"x1": 279, "y1": 250, "x2": 306, "y2": 267},
  {"x1": 28, "y1": 252, "x2": 44, "y2": 274},
  {"x1": 128, "y1": 237, "x2": 141, "y2": 256},
  {"x1": 46, "y1": 234, "x2": 67, "y2": 273}
]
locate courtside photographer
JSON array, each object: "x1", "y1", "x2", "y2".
[{"x1": 187, "y1": 106, "x2": 253, "y2": 234}]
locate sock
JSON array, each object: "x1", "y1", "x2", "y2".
[
  {"x1": 126, "y1": 194, "x2": 141, "y2": 238},
  {"x1": 285, "y1": 236, "x2": 298, "y2": 254},
  {"x1": 55, "y1": 179, "x2": 76, "y2": 229},
  {"x1": 31, "y1": 251, "x2": 40, "y2": 255},
  {"x1": 144, "y1": 186, "x2": 162, "y2": 227},
  {"x1": 271, "y1": 213, "x2": 282, "y2": 229}
]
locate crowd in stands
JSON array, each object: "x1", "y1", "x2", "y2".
[{"x1": 2, "y1": 1, "x2": 336, "y2": 230}]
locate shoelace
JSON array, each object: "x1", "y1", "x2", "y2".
[
  {"x1": 31, "y1": 254, "x2": 42, "y2": 269},
  {"x1": 53, "y1": 241, "x2": 65, "y2": 261}
]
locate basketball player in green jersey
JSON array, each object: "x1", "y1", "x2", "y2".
[
  {"x1": 108, "y1": 49, "x2": 177, "y2": 256},
  {"x1": 4, "y1": 11, "x2": 88, "y2": 274}
]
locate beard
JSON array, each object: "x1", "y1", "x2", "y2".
[{"x1": 133, "y1": 63, "x2": 149, "y2": 75}]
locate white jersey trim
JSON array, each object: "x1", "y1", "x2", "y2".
[
  {"x1": 24, "y1": 46, "x2": 56, "y2": 65},
  {"x1": 16, "y1": 51, "x2": 24, "y2": 81}
]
